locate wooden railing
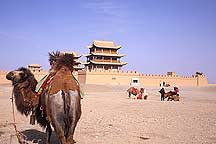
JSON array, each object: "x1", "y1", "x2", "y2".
[{"x1": 94, "y1": 59, "x2": 119, "y2": 63}]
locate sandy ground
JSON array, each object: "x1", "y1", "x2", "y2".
[{"x1": 0, "y1": 84, "x2": 216, "y2": 144}]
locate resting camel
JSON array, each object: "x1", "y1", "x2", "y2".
[
  {"x1": 127, "y1": 87, "x2": 140, "y2": 98},
  {"x1": 127, "y1": 87, "x2": 148, "y2": 99}
]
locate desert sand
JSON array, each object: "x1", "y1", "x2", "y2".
[{"x1": 0, "y1": 84, "x2": 216, "y2": 144}]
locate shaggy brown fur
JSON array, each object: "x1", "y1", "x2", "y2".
[
  {"x1": 49, "y1": 51, "x2": 75, "y2": 72},
  {"x1": 6, "y1": 67, "x2": 49, "y2": 128},
  {"x1": 49, "y1": 67, "x2": 79, "y2": 95},
  {"x1": 6, "y1": 67, "x2": 38, "y2": 116},
  {"x1": 45, "y1": 51, "x2": 81, "y2": 144}
]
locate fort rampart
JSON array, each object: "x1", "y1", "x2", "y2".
[
  {"x1": 78, "y1": 70, "x2": 208, "y2": 86},
  {"x1": 1, "y1": 70, "x2": 208, "y2": 86}
]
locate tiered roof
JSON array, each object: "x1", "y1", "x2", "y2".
[
  {"x1": 84, "y1": 52, "x2": 126, "y2": 57},
  {"x1": 85, "y1": 60, "x2": 127, "y2": 66},
  {"x1": 86, "y1": 40, "x2": 121, "y2": 49},
  {"x1": 84, "y1": 40, "x2": 127, "y2": 70}
]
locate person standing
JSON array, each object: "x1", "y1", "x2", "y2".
[{"x1": 159, "y1": 87, "x2": 165, "y2": 101}]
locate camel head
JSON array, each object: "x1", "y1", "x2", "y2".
[
  {"x1": 6, "y1": 67, "x2": 38, "y2": 116},
  {"x1": 6, "y1": 67, "x2": 35, "y2": 85}
]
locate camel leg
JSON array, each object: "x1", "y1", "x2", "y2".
[
  {"x1": 58, "y1": 135, "x2": 67, "y2": 144},
  {"x1": 67, "y1": 94, "x2": 81, "y2": 144},
  {"x1": 167, "y1": 96, "x2": 173, "y2": 101},
  {"x1": 46, "y1": 123, "x2": 52, "y2": 144},
  {"x1": 67, "y1": 135, "x2": 74, "y2": 144},
  {"x1": 47, "y1": 93, "x2": 67, "y2": 144},
  {"x1": 30, "y1": 108, "x2": 36, "y2": 125}
]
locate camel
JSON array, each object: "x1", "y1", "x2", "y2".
[
  {"x1": 127, "y1": 87, "x2": 148, "y2": 99},
  {"x1": 127, "y1": 87, "x2": 140, "y2": 98},
  {"x1": 6, "y1": 51, "x2": 81, "y2": 144}
]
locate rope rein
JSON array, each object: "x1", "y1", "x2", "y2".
[{"x1": 10, "y1": 91, "x2": 24, "y2": 144}]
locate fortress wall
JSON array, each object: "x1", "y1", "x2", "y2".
[
  {"x1": 78, "y1": 70, "x2": 140, "y2": 85},
  {"x1": 164, "y1": 76, "x2": 196, "y2": 86},
  {"x1": 139, "y1": 74, "x2": 170, "y2": 86},
  {"x1": 0, "y1": 70, "x2": 209, "y2": 86},
  {"x1": 178, "y1": 77, "x2": 198, "y2": 86},
  {"x1": 78, "y1": 70, "x2": 87, "y2": 84},
  {"x1": 78, "y1": 70, "x2": 209, "y2": 86},
  {"x1": 139, "y1": 74, "x2": 198, "y2": 86},
  {"x1": 197, "y1": 75, "x2": 208, "y2": 86}
]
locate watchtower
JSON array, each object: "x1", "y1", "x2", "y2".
[{"x1": 83, "y1": 40, "x2": 127, "y2": 71}]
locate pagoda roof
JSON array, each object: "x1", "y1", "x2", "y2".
[
  {"x1": 83, "y1": 52, "x2": 126, "y2": 57},
  {"x1": 28, "y1": 64, "x2": 41, "y2": 67},
  {"x1": 84, "y1": 60, "x2": 127, "y2": 66},
  {"x1": 61, "y1": 51, "x2": 81, "y2": 58},
  {"x1": 86, "y1": 40, "x2": 121, "y2": 49}
]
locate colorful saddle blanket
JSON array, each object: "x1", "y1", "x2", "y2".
[{"x1": 35, "y1": 73, "x2": 84, "y2": 98}]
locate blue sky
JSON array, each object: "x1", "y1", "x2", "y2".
[{"x1": 0, "y1": 0, "x2": 216, "y2": 83}]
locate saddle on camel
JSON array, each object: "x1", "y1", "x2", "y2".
[{"x1": 6, "y1": 51, "x2": 82, "y2": 144}]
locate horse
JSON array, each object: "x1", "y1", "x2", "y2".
[
  {"x1": 127, "y1": 87, "x2": 140, "y2": 98},
  {"x1": 6, "y1": 52, "x2": 82, "y2": 144},
  {"x1": 159, "y1": 87, "x2": 180, "y2": 101}
]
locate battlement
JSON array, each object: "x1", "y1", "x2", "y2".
[
  {"x1": 79, "y1": 69, "x2": 207, "y2": 78},
  {"x1": 79, "y1": 69, "x2": 140, "y2": 75},
  {"x1": 77, "y1": 70, "x2": 208, "y2": 86}
]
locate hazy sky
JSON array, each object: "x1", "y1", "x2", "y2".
[{"x1": 0, "y1": 0, "x2": 216, "y2": 83}]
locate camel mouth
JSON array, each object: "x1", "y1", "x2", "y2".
[{"x1": 6, "y1": 72, "x2": 14, "y2": 81}]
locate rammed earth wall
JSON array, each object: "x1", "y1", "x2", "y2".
[
  {"x1": 77, "y1": 70, "x2": 208, "y2": 86},
  {"x1": 0, "y1": 70, "x2": 208, "y2": 86}
]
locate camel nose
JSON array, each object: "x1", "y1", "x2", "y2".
[{"x1": 6, "y1": 72, "x2": 14, "y2": 80}]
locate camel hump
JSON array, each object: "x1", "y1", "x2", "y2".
[{"x1": 49, "y1": 68, "x2": 79, "y2": 95}]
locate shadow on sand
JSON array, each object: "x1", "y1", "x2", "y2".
[{"x1": 21, "y1": 129, "x2": 59, "y2": 144}]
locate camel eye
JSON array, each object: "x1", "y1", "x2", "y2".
[{"x1": 19, "y1": 72, "x2": 25, "y2": 78}]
